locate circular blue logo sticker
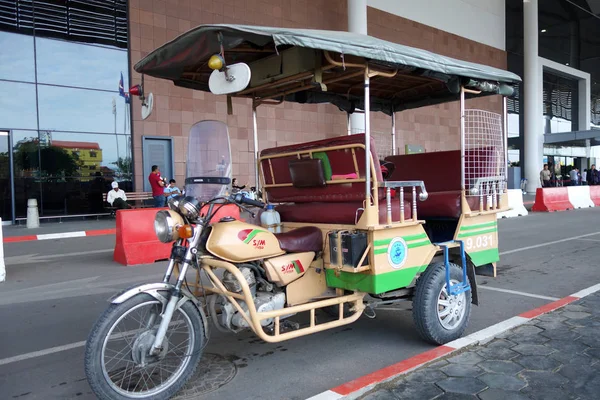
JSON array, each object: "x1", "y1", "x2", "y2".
[{"x1": 387, "y1": 237, "x2": 408, "y2": 269}]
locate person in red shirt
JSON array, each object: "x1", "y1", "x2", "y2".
[{"x1": 148, "y1": 165, "x2": 166, "y2": 207}]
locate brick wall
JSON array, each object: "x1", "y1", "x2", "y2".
[{"x1": 128, "y1": 0, "x2": 507, "y2": 189}]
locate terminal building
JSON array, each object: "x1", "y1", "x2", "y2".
[{"x1": 0, "y1": 0, "x2": 598, "y2": 223}]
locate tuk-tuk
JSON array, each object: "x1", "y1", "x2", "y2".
[{"x1": 84, "y1": 24, "x2": 521, "y2": 400}]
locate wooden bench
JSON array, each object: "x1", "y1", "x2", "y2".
[{"x1": 102, "y1": 192, "x2": 155, "y2": 216}]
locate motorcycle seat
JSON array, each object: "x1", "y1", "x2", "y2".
[{"x1": 275, "y1": 226, "x2": 323, "y2": 253}]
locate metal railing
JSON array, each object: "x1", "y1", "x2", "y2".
[{"x1": 378, "y1": 180, "x2": 428, "y2": 224}]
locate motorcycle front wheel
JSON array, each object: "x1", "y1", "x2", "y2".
[{"x1": 84, "y1": 293, "x2": 205, "y2": 400}]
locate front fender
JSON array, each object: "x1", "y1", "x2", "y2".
[{"x1": 110, "y1": 282, "x2": 210, "y2": 340}]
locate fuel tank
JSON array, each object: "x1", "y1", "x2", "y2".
[{"x1": 206, "y1": 220, "x2": 285, "y2": 262}]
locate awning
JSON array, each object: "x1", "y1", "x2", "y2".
[{"x1": 134, "y1": 24, "x2": 522, "y2": 114}]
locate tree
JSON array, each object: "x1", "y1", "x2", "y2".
[
  {"x1": 14, "y1": 140, "x2": 80, "y2": 179},
  {"x1": 112, "y1": 156, "x2": 132, "y2": 178}
]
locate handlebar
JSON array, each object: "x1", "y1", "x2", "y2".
[{"x1": 232, "y1": 193, "x2": 265, "y2": 208}]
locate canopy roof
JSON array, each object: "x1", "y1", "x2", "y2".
[{"x1": 134, "y1": 24, "x2": 522, "y2": 114}]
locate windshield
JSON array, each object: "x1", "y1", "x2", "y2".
[{"x1": 185, "y1": 120, "x2": 232, "y2": 202}]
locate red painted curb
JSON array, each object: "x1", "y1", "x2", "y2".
[
  {"x1": 331, "y1": 346, "x2": 454, "y2": 396},
  {"x1": 86, "y1": 228, "x2": 117, "y2": 236},
  {"x1": 2, "y1": 229, "x2": 116, "y2": 243},
  {"x1": 3, "y1": 235, "x2": 38, "y2": 243},
  {"x1": 518, "y1": 296, "x2": 578, "y2": 319}
]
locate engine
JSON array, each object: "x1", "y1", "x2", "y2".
[{"x1": 216, "y1": 266, "x2": 287, "y2": 331}]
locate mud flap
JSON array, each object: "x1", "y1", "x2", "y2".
[{"x1": 466, "y1": 262, "x2": 479, "y2": 306}]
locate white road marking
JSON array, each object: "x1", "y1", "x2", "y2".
[
  {"x1": 306, "y1": 390, "x2": 344, "y2": 400},
  {"x1": 571, "y1": 283, "x2": 600, "y2": 298},
  {"x1": 0, "y1": 340, "x2": 86, "y2": 366},
  {"x1": 37, "y1": 231, "x2": 86, "y2": 240},
  {"x1": 499, "y1": 231, "x2": 600, "y2": 255},
  {"x1": 478, "y1": 286, "x2": 559, "y2": 301}
]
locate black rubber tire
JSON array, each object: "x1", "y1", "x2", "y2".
[
  {"x1": 84, "y1": 293, "x2": 205, "y2": 400},
  {"x1": 412, "y1": 262, "x2": 472, "y2": 345}
]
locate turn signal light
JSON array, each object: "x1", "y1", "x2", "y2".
[{"x1": 177, "y1": 224, "x2": 194, "y2": 239}]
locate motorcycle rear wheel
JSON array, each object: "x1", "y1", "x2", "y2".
[{"x1": 84, "y1": 293, "x2": 205, "y2": 400}]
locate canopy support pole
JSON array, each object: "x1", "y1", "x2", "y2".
[
  {"x1": 364, "y1": 66, "x2": 371, "y2": 204},
  {"x1": 391, "y1": 107, "x2": 396, "y2": 155},
  {"x1": 503, "y1": 96, "x2": 508, "y2": 192},
  {"x1": 460, "y1": 86, "x2": 466, "y2": 191},
  {"x1": 347, "y1": 113, "x2": 352, "y2": 135},
  {"x1": 252, "y1": 104, "x2": 260, "y2": 193}
]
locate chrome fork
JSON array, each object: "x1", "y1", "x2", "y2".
[{"x1": 149, "y1": 226, "x2": 203, "y2": 356}]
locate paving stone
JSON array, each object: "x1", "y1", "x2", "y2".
[
  {"x1": 479, "y1": 360, "x2": 524, "y2": 375},
  {"x1": 557, "y1": 362, "x2": 598, "y2": 383},
  {"x1": 549, "y1": 351, "x2": 596, "y2": 366},
  {"x1": 534, "y1": 313, "x2": 567, "y2": 323},
  {"x1": 404, "y1": 369, "x2": 447, "y2": 383},
  {"x1": 482, "y1": 339, "x2": 517, "y2": 350},
  {"x1": 563, "y1": 304, "x2": 590, "y2": 312},
  {"x1": 391, "y1": 382, "x2": 442, "y2": 399},
  {"x1": 510, "y1": 325, "x2": 544, "y2": 336},
  {"x1": 506, "y1": 332, "x2": 549, "y2": 345},
  {"x1": 446, "y1": 352, "x2": 485, "y2": 365},
  {"x1": 511, "y1": 344, "x2": 555, "y2": 356},
  {"x1": 435, "y1": 377, "x2": 487, "y2": 395},
  {"x1": 439, "y1": 363, "x2": 483, "y2": 378},
  {"x1": 544, "y1": 339, "x2": 590, "y2": 354},
  {"x1": 519, "y1": 370, "x2": 568, "y2": 389},
  {"x1": 519, "y1": 385, "x2": 577, "y2": 400},
  {"x1": 477, "y1": 373, "x2": 527, "y2": 391},
  {"x1": 476, "y1": 346, "x2": 520, "y2": 361},
  {"x1": 577, "y1": 334, "x2": 600, "y2": 348},
  {"x1": 533, "y1": 320, "x2": 569, "y2": 331},
  {"x1": 434, "y1": 393, "x2": 477, "y2": 400},
  {"x1": 514, "y1": 355, "x2": 561, "y2": 371},
  {"x1": 362, "y1": 389, "x2": 398, "y2": 400},
  {"x1": 539, "y1": 327, "x2": 580, "y2": 341},
  {"x1": 584, "y1": 347, "x2": 600, "y2": 360},
  {"x1": 562, "y1": 311, "x2": 592, "y2": 320},
  {"x1": 564, "y1": 316, "x2": 600, "y2": 328},
  {"x1": 478, "y1": 388, "x2": 530, "y2": 400}
]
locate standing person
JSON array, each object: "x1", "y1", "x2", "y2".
[
  {"x1": 582, "y1": 169, "x2": 588, "y2": 184},
  {"x1": 540, "y1": 164, "x2": 551, "y2": 187},
  {"x1": 149, "y1": 165, "x2": 166, "y2": 207},
  {"x1": 569, "y1": 168, "x2": 580, "y2": 186},
  {"x1": 588, "y1": 165, "x2": 599, "y2": 186},
  {"x1": 106, "y1": 181, "x2": 131, "y2": 209}
]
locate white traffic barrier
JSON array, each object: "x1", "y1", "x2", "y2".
[
  {"x1": 497, "y1": 189, "x2": 528, "y2": 219},
  {"x1": 1, "y1": 218, "x2": 5, "y2": 282},
  {"x1": 27, "y1": 198, "x2": 39, "y2": 229},
  {"x1": 567, "y1": 186, "x2": 594, "y2": 209}
]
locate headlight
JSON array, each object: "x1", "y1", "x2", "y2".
[
  {"x1": 178, "y1": 196, "x2": 201, "y2": 220},
  {"x1": 154, "y1": 210, "x2": 184, "y2": 243}
]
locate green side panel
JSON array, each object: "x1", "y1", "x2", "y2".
[
  {"x1": 460, "y1": 221, "x2": 497, "y2": 231},
  {"x1": 457, "y1": 228, "x2": 497, "y2": 239},
  {"x1": 373, "y1": 233, "x2": 428, "y2": 247},
  {"x1": 374, "y1": 248, "x2": 387, "y2": 255},
  {"x1": 313, "y1": 152, "x2": 332, "y2": 180},
  {"x1": 469, "y1": 248, "x2": 499, "y2": 266},
  {"x1": 325, "y1": 266, "x2": 426, "y2": 294},
  {"x1": 407, "y1": 240, "x2": 431, "y2": 249}
]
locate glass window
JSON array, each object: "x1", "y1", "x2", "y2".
[
  {"x1": 0, "y1": 81, "x2": 38, "y2": 130},
  {"x1": 0, "y1": 31, "x2": 35, "y2": 83},
  {"x1": 12, "y1": 130, "x2": 42, "y2": 218},
  {"x1": 37, "y1": 85, "x2": 129, "y2": 133},
  {"x1": 35, "y1": 37, "x2": 129, "y2": 91},
  {"x1": 38, "y1": 131, "x2": 130, "y2": 215}
]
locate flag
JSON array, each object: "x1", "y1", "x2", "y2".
[{"x1": 118, "y1": 72, "x2": 126, "y2": 98}]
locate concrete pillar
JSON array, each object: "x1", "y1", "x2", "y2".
[
  {"x1": 523, "y1": 0, "x2": 543, "y2": 193},
  {"x1": 348, "y1": 0, "x2": 367, "y2": 134}
]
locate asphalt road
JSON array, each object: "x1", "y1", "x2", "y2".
[{"x1": 1, "y1": 209, "x2": 599, "y2": 400}]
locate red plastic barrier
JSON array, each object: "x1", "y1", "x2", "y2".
[
  {"x1": 114, "y1": 207, "x2": 172, "y2": 266},
  {"x1": 531, "y1": 188, "x2": 573, "y2": 212},
  {"x1": 114, "y1": 204, "x2": 243, "y2": 266},
  {"x1": 590, "y1": 186, "x2": 600, "y2": 206}
]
